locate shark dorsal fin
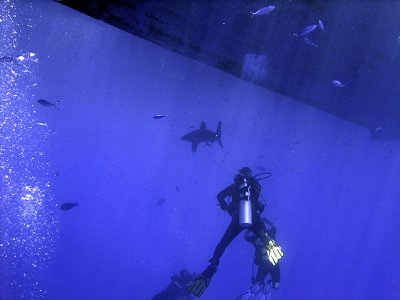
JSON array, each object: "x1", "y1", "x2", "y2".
[{"x1": 200, "y1": 121, "x2": 206, "y2": 130}]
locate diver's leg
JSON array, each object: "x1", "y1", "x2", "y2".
[
  {"x1": 255, "y1": 262, "x2": 269, "y2": 287},
  {"x1": 250, "y1": 214, "x2": 269, "y2": 244},
  {"x1": 270, "y1": 263, "x2": 281, "y2": 289},
  {"x1": 209, "y1": 215, "x2": 242, "y2": 266},
  {"x1": 188, "y1": 216, "x2": 242, "y2": 297},
  {"x1": 188, "y1": 214, "x2": 244, "y2": 297}
]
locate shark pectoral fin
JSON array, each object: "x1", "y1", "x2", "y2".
[{"x1": 192, "y1": 142, "x2": 199, "y2": 153}]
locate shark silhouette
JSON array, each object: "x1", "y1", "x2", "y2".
[{"x1": 181, "y1": 121, "x2": 223, "y2": 152}]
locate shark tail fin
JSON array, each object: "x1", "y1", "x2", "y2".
[{"x1": 216, "y1": 121, "x2": 223, "y2": 148}]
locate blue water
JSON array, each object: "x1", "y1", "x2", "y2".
[{"x1": 1, "y1": 1, "x2": 400, "y2": 299}]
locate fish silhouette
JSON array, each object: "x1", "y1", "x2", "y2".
[
  {"x1": 60, "y1": 202, "x2": 78, "y2": 211},
  {"x1": 181, "y1": 121, "x2": 223, "y2": 153},
  {"x1": 156, "y1": 198, "x2": 166, "y2": 206},
  {"x1": 38, "y1": 99, "x2": 59, "y2": 109},
  {"x1": 332, "y1": 80, "x2": 345, "y2": 88},
  {"x1": 153, "y1": 114, "x2": 168, "y2": 119},
  {"x1": 249, "y1": 6, "x2": 275, "y2": 18}
]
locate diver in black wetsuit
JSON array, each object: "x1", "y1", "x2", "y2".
[
  {"x1": 187, "y1": 167, "x2": 283, "y2": 297},
  {"x1": 245, "y1": 218, "x2": 280, "y2": 289},
  {"x1": 152, "y1": 269, "x2": 196, "y2": 300}
]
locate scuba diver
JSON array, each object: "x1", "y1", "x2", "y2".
[
  {"x1": 187, "y1": 167, "x2": 283, "y2": 297},
  {"x1": 152, "y1": 269, "x2": 196, "y2": 300},
  {"x1": 236, "y1": 218, "x2": 280, "y2": 300}
]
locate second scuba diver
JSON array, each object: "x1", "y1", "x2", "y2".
[
  {"x1": 236, "y1": 218, "x2": 281, "y2": 300},
  {"x1": 187, "y1": 167, "x2": 283, "y2": 297}
]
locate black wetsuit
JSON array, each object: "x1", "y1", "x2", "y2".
[
  {"x1": 209, "y1": 175, "x2": 271, "y2": 266},
  {"x1": 245, "y1": 225, "x2": 280, "y2": 288}
]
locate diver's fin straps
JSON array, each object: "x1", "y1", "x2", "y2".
[{"x1": 266, "y1": 240, "x2": 284, "y2": 266}]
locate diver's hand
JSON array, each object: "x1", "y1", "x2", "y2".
[
  {"x1": 221, "y1": 206, "x2": 232, "y2": 215},
  {"x1": 228, "y1": 207, "x2": 235, "y2": 216},
  {"x1": 266, "y1": 240, "x2": 284, "y2": 266},
  {"x1": 219, "y1": 204, "x2": 234, "y2": 215},
  {"x1": 217, "y1": 203, "x2": 229, "y2": 212}
]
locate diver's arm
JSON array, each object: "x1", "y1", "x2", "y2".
[
  {"x1": 254, "y1": 201, "x2": 265, "y2": 213},
  {"x1": 217, "y1": 185, "x2": 233, "y2": 211},
  {"x1": 262, "y1": 218, "x2": 277, "y2": 239}
]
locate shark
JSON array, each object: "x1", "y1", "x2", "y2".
[{"x1": 181, "y1": 121, "x2": 223, "y2": 153}]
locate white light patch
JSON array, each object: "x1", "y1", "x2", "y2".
[{"x1": 16, "y1": 55, "x2": 25, "y2": 61}]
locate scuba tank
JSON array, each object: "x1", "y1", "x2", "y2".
[{"x1": 239, "y1": 177, "x2": 252, "y2": 228}]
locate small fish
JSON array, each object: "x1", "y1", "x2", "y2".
[
  {"x1": 332, "y1": 80, "x2": 345, "y2": 88},
  {"x1": 175, "y1": 186, "x2": 180, "y2": 192},
  {"x1": 318, "y1": 20, "x2": 324, "y2": 32},
  {"x1": 156, "y1": 198, "x2": 166, "y2": 206},
  {"x1": 303, "y1": 37, "x2": 318, "y2": 48},
  {"x1": 294, "y1": 24, "x2": 317, "y2": 37},
  {"x1": 257, "y1": 166, "x2": 267, "y2": 172},
  {"x1": 249, "y1": 5, "x2": 275, "y2": 18},
  {"x1": 60, "y1": 202, "x2": 78, "y2": 211},
  {"x1": 153, "y1": 114, "x2": 167, "y2": 119},
  {"x1": 36, "y1": 122, "x2": 48, "y2": 126},
  {"x1": 38, "y1": 99, "x2": 59, "y2": 109},
  {"x1": 299, "y1": 24, "x2": 317, "y2": 36}
]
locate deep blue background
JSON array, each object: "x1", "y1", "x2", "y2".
[{"x1": 1, "y1": 1, "x2": 400, "y2": 299}]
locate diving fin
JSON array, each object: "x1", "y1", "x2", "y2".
[
  {"x1": 187, "y1": 276, "x2": 210, "y2": 297},
  {"x1": 187, "y1": 263, "x2": 217, "y2": 297}
]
